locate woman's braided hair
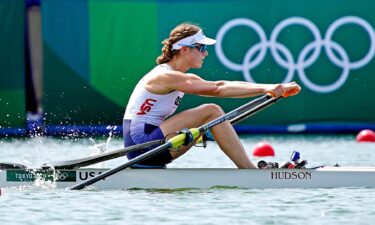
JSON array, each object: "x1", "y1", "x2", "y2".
[{"x1": 156, "y1": 23, "x2": 201, "y2": 64}]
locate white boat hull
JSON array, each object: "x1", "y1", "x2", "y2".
[{"x1": 1, "y1": 167, "x2": 375, "y2": 189}]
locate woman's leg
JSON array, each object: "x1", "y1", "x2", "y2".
[{"x1": 160, "y1": 104, "x2": 257, "y2": 169}]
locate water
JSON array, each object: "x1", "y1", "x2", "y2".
[{"x1": 1, "y1": 134, "x2": 375, "y2": 225}]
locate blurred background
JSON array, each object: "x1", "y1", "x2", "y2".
[{"x1": 1, "y1": 0, "x2": 375, "y2": 137}]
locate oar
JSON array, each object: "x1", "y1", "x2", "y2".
[
  {"x1": 43, "y1": 94, "x2": 272, "y2": 170},
  {"x1": 41, "y1": 139, "x2": 163, "y2": 170},
  {"x1": 0, "y1": 162, "x2": 27, "y2": 170},
  {"x1": 229, "y1": 94, "x2": 277, "y2": 125},
  {"x1": 70, "y1": 94, "x2": 280, "y2": 190}
]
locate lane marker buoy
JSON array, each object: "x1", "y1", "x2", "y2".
[
  {"x1": 253, "y1": 142, "x2": 275, "y2": 157},
  {"x1": 356, "y1": 129, "x2": 375, "y2": 142}
]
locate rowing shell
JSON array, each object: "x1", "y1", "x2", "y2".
[{"x1": 1, "y1": 167, "x2": 375, "y2": 189}]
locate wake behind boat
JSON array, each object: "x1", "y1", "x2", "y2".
[{"x1": 1, "y1": 166, "x2": 375, "y2": 189}]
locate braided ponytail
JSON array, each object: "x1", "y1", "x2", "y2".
[
  {"x1": 156, "y1": 23, "x2": 201, "y2": 64},
  {"x1": 156, "y1": 38, "x2": 174, "y2": 64}
]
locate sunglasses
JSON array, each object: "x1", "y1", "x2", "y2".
[
  {"x1": 179, "y1": 44, "x2": 208, "y2": 52},
  {"x1": 190, "y1": 44, "x2": 207, "y2": 52}
]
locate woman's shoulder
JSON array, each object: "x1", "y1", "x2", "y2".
[
  {"x1": 152, "y1": 63, "x2": 173, "y2": 72},
  {"x1": 146, "y1": 64, "x2": 171, "y2": 77},
  {"x1": 148, "y1": 64, "x2": 185, "y2": 79}
]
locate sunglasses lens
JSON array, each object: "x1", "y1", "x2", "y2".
[
  {"x1": 199, "y1": 45, "x2": 207, "y2": 52},
  {"x1": 189, "y1": 44, "x2": 207, "y2": 52}
]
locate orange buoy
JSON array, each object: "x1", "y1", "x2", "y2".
[
  {"x1": 356, "y1": 129, "x2": 375, "y2": 142},
  {"x1": 253, "y1": 142, "x2": 275, "y2": 157}
]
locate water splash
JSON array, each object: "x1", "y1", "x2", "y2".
[{"x1": 86, "y1": 125, "x2": 118, "y2": 168}]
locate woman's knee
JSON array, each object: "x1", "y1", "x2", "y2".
[{"x1": 199, "y1": 103, "x2": 225, "y2": 118}]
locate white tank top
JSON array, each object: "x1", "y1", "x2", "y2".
[{"x1": 124, "y1": 64, "x2": 184, "y2": 128}]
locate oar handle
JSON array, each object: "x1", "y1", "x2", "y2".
[
  {"x1": 200, "y1": 94, "x2": 278, "y2": 132},
  {"x1": 230, "y1": 95, "x2": 281, "y2": 125}
]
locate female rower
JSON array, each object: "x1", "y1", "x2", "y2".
[{"x1": 123, "y1": 22, "x2": 301, "y2": 169}]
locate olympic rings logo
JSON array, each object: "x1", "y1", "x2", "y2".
[
  {"x1": 215, "y1": 16, "x2": 375, "y2": 93},
  {"x1": 56, "y1": 171, "x2": 69, "y2": 180}
]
